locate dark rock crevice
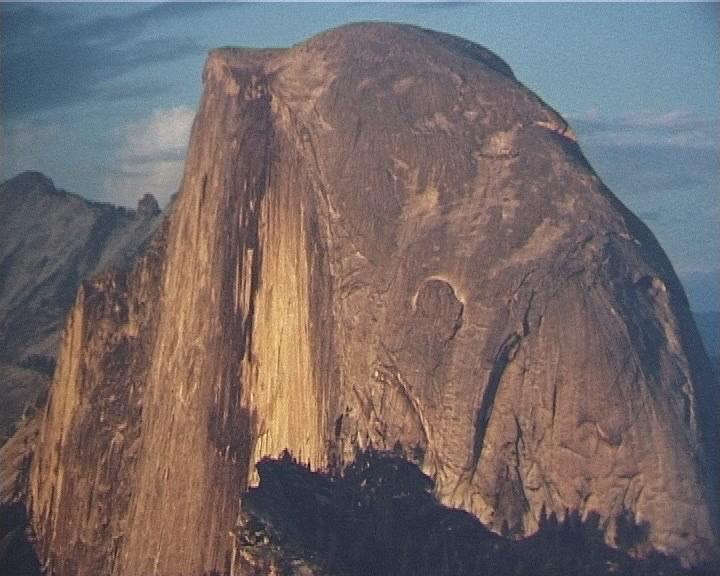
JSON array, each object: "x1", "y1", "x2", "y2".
[{"x1": 470, "y1": 332, "x2": 522, "y2": 472}]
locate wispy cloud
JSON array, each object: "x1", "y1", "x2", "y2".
[
  {"x1": 1, "y1": 3, "x2": 219, "y2": 116},
  {"x1": 566, "y1": 108, "x2": 718, "y2": 150},
  {"x1": 104, "y1": 106, "x2": 195, "y2": 208},
  {"x1": 565, "y1": 107, "x2": 719, "y2": 311},
  {"x1": 565, "y1": 108, "x2": 718, "y2": 195}
]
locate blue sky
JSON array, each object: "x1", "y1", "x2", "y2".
[{"x1": 1, "y1": 2, "x2": 718, "y2": 310}]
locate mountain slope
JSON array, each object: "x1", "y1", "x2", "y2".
[
  {"x1": 27, "y1": 23, "x2": 718, "y2": 574},
  {"x1": 0, "y1": 172, "x2": 161, "y2": 444}
]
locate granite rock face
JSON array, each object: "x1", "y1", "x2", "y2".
[
  {"x1": 28, "y1": 23, "x2": 718, "y2": 574},
  {"x1": 0, "y1": 172, "x2": 161, "y2": 445}
]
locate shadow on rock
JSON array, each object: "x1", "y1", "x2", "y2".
[
  {"x1": 0, "y1": 501, "x2": 41, "y2": 576},
  {"x1": 235, "y1": 449, "x2": 718, "y2": 576}
]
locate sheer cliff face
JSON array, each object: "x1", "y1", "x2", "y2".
[{"x1": 29, "y1": 23, "x2": 718, "y2": 574}]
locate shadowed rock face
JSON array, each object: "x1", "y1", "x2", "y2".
[
  {"x1": 28, "y1": 23, "x2": 718, "y2": 574},
  {"x1": 0, "y1": 172, "x2": 161, "y2": 446},
  {"x1": 230, "y1": 453, "x2": 704, "y2": 576}
]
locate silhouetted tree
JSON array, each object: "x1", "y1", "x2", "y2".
[
  {"x1": 0, "y1": 501, "x2": 41, "y2": 576},
  {"x1": 237, "y1": 449, "x2": 716, "y2": 576}
]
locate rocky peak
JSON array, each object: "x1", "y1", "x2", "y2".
[
  {"x1": 25, "y1": 23, "x2": 718, "y2": 575},
  {"x1": 136, "y1": 193, "x2": 160, "y2": 218},
  {"x1": 2, "y1": 170, "x2": 55, "y2": 190},
  {"x1": 0, "y1": 171, "x2": 162, "y2": 445},
  {"x1": 300, "y1": 22, "x2": 517, "y2": 79},
  {"x1": 0, "y1": 171, "x2": 60, "y2": 204}
]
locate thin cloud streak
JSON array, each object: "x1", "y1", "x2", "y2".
[
  {"x1": 567, "y1": 107, "x2": 719, "y2": 311},
  {"x1": 567, "y1": 108, "x2": 718, "y2": 150},
  {"x1": 1, "y1": 3, "x2": 223, "y2": 116},
  {"x1": 103, "y1": 105, "x2": 195, "y2": 208}
]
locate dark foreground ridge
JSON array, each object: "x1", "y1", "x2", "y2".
[
  {"x1": 6, "y1": 451, "x2": 714, "y2": 576},
  {"x1": 0, "y1": 502, "x2": 40, "y2": 576},
  {"x1": 225, "y1": 451, "x2": 716, "y2": 576}
]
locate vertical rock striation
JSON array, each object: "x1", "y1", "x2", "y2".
[
  {"x1": 28, "y1": 23, "x2": 718, "y2": 574},
  {"x1": 29, "y1": 223, "x2": 168, "y2": 575}
]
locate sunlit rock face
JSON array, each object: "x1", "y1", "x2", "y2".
[{"x1": 28, "y1": 23, "x2": 718, "y2": 574}]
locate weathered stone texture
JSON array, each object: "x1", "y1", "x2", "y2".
[{"x1": 28, "y1": 23, "x2": 718, "y2": 574}]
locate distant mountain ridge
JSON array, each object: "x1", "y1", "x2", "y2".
[{"x1": 0, "y1": 171, "x2": 162, "y2": 444}]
